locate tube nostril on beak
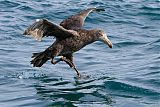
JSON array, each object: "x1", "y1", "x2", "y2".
[{"x1": 99, "y1": 35, "x2": 113, "y2": 48}]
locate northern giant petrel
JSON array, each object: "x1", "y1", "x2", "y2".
[{"x1": 23, "y1": 8, "x2": 113, "y2": 77}]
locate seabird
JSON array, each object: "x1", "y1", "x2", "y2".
[{"x1": 23, "y1": 7, "x2": 113, "y2": 77}]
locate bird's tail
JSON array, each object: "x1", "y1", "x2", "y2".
[{"x1": 31, "y1": 51, "x2": 51, "y2": 67}]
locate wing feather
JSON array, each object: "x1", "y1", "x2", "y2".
[
  {"x1": 23, "y1": 19, "x2": 78, "y2": 41},
  {"x1": 60, "y1": 7, "x2": 105, "y2": 30}
]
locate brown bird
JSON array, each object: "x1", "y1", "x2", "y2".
[{"x1": 23, "y1": 7, "x2": 113, "y2": 77}]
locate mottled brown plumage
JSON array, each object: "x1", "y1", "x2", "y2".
[
  {"x1": 23, "y1": 8, "x2": 112, "y2": 77},
  {"x1": 60, "y1": 8, "x2": 105, "y2": 30}
]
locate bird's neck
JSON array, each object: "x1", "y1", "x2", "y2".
[{"x1": 77, "y1": 29, "x2": 98, "y2": 45}]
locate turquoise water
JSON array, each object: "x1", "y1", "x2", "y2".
[{"x1": 0, "y1": 0, "x2": 160, "y2": 107}]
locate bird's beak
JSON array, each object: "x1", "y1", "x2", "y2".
[{"x1": 99, "y1": 35, "x2": 113, "y2": 48}]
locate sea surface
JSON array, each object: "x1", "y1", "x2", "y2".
[{"x1": 0, "y1": 0, "x2": 160, "y2": 107}]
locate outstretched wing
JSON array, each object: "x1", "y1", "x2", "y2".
[
  {"x1": 23, "y1": 19, "x2": 78, "y2": 41},
  {"x1": 60, "y1": 7, "x2": 105, "y2": 30}
]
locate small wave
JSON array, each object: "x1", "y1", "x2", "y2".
[
  {"x1": 0, "y1": 95, "x2": 36, "y2": 103},
  {"x1": 40, "y1": 3, "x2": 53, "y2": 7},
  {"x1": 18, "y1": 5, "x2": 35, "y2": 11},
  {"x1": 152, "y1": 38, "x2": 160, "y2": 43},
  {"x1": 115, "y1": 41, "x2": 146, "y2": 47},
  {"x1": 0, "y1": 1, "x2": 20, "y2": 8},
  {"x1": 138, "y1": 12, "x2": 160, "y2": 17},
  {"x1": 89, "y1": 1, "x2": 105, "y2": 6},
  {"x1": 140, "y1": 5, "x2": 160, "y2": 11},
  {"x1": 103, "y1": 81, "x2": 160, "y2": 97},
  {"x1": 145, "y1": 45, "x2": 160, "y2": 53},
  {"x1": 112, "y1": 20, "x2": 142, "y2": 26}
]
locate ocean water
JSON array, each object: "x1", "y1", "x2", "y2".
[{"x1": 0, "y1": 0, "x2": 160, "y2": 107}]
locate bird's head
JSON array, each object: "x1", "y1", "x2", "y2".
[{"x1": 95, "y1": 30, "x2": 113, "y2": 48}]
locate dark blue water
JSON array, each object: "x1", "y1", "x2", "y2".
[{"x1": 0, "y1": 0, "x2": 160, "y2": 107}]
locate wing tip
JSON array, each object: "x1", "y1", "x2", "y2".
[
  {"x1": 86, "y1": 7, "x2": 105, "y2": 12},
  {"x1": 96, "y1": 7, "x2": 105, "y2": 12},
  {"x1": 23, "y1": 30, "x2": 28, "y2": 35},
  {"x1": 23, "y1": 31, "x2": 26, "y2": 35}
]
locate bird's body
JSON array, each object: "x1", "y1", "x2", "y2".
[
  {"x1": 23, "y1": 7, "x2": 113, "y2": 77},
  {"x1": 50, "y1": 29, "x2": 100, "y2": 56}
]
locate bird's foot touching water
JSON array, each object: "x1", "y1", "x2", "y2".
[
  {"x1": 51, "y1": 57, "x2": 81, "y2": 77},
  {"x1": 73, "y1": 67, "x2": 81, "y2": 77},
  {"x1": 61, "y1": 57, "x2": 81, "y2": 77}
]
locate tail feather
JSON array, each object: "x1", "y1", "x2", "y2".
[
  {"x1": 31, "y1": 51, "x2": 50, "y2": 67},
  {"x1": 31, "y1": 52, "x2": 42, "y2": 58}
]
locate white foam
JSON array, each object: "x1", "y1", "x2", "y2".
[{"x1": 18, "y1": 75, "x2": 23, "y2": 79}]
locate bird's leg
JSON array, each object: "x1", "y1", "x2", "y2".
[
  {"x1": 51, "y1": 57, "x2": 63, "y2": 65},
  {"x1": 62, "y1": 56, "x2": 81, "y2": 77},
  {"x1": 51, "y1": 57, "x2": 74, "y2": 67},
  {"x1": 51, "y1": 54, "x2": 81, "y2": 77}
]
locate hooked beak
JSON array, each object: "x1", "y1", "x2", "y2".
[{"x1": 99, "y1": 35, "x2": 113, "y2": 48}]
